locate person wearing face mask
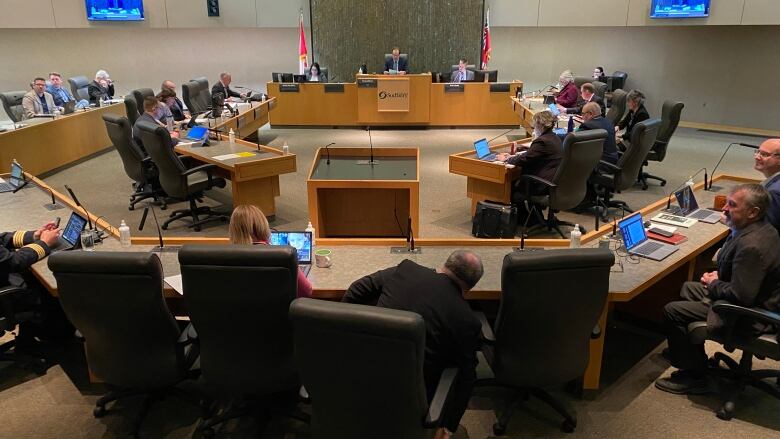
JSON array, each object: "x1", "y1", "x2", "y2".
[
  {"x1": 22, "y1": 77, "x2": 57, "y2": 120},
  {"x1": 306, "y1": 62, "x2": 328, "y2": 82},
  {"x1": 554, "y1": 70, "x2": 578, "y2": 109},
  {"x1": 616, "y1": 89, "x2": 650, "y2": 149},
  {"x1": 655, "y1": 183, "x2": 780, "y2": 395},
  {"x1": 495, "y1": 110, "x2": 563, "y2": 223},
  {"x1": 133, "y1": 97, "x2": 179, "y2": 152}
]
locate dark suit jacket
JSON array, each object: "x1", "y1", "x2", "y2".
[
  {"x1": 709, "y1": 221, "x2": 780, "y2": 327},
  {"x1": 132, "y1": 112, "x2": 178, "y2": 153},
  {"x1": 87, "y1": 80, "x2": 114, "y2": 105},
  {"x1": 169, "y1": 97, "x2": 186, "y2": 121},
  {"x1": 763, "y1": 173, "x2": 780, "y2": 232},
  {"x1": 579, "y1": 116, "x2": 618, "y2": 164},
  {"x1": 0, "y1": 230, "x2": 49, "y2": 288},
  {"x1": 211, "y1": 82, "x2": 241, "y2": 99},
  {"x1": 342, "y1": 259, "x2": 479, "y2": 431},
  {"x1": 450, "y1": 69, "x2": 475, "y2": 83},
  {"x1": 507, "y1": 131, "x2": 564, "y2": 193},
  {"x1": 384, "y1": 56, "x2": 408, "y2": 73},
  {"x1": 618, "y1": 104, "x2": 650, "y2": 143},
  {"x1": 566, "y1": 94, "x2": 605, "y2": 116}
]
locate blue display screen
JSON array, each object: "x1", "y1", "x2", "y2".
[
  {"x1": 650, "y1": 0, "x2": 709, "y2": 19},
  {"x1": 618, "y1": 213, "x2": 647, "y2": 251},
  {"x1": 474, "y1": 138, "x2": 490, "y2": 159},
  {"x1": 269, "y1": 232, "x2": 313, "y2": 263},
  {"x1": 86, "y1": 1, "x2": 145, "y2": 21},
  {"x1": 62, "y1": 213, "x2": 87, "y2": 246}
]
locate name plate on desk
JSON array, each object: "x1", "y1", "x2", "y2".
[
  {"x1": 444, "y1": 84, "x2": 464, "y2": 93},
  {"x1": 279, "y1": 83, "x2": 300, "y2": 92},
  {"x1": 490, "y1": 83, "x2": 511, "y2": 93},
  {"x1": 324, "y1": 84, "x2": 345, "y2": 93},
  {"x1": 357, "y1": 78, "x2": 377, "y2": 88}
]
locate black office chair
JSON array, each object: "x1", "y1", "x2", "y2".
[
  {"x1": 606, "y1": 89, "x2": 628, "y2": 126},
  {"x1": 131, "y1": 88, "x2": 154, "y2": 114},
  {"x1": 290, "y1": 297, "x2": 458, "y2": 439},
  {"x1": 514, "y1": 130, "x2": 606, "y2": 238},
  {"x1": 319, "y1": 67, "x2": 330, "y2": 83},
  {"x1": 589, "y1": 119, "x2": 661, "y2": 220},
  {"x1": 103, "y1": 114, "x2": 166, "y2": 210},
  {"x1": 592, "y1": 80, "x2": 608, "y2": 101},
  {"x1": 573, "y1": 76, "x2": 590, "y2": 89},
  {"x1": 610, "y1": 71, "x2": 628, "y2": 92},
  {"x1": 182, "y1": 78, "x2": 210, "y2": 114},
  {"x1": 451, "y1": 64, "x2": 477, "y2": 72},
  {"x1": 638, "y1": 100, "x2": 684, "y2": 190},
  {"x1": 178, "y1": 245, "x2": 307, "y2": 436},
  {"x1": 0, "y1": 91, "x2": 26, "y2": 123},
  {"x1": 48, "y1": 251, "x2": 202, "y2": 437},
  {"x1": 687, "y1": 301, "x2": 780, "y2": 420},
  {"x1": 136, "y1": 121, "x2": 227, "y2": 231},
  {"x1": 123, "y1": 95, "x2": 141, "y2": 126},
  {"x1": 68, "y1": 76, "x2": 90, "y2": 102},
  {"x1": 477, "y1": 248, "x2": 614, "y2": 435},
  {"x1": 0, "y1": 285, "x2": 48, "y2": 374}
]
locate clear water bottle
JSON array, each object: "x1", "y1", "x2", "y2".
[
  {"x1": 228, "y1": 128, "x2": 236, "y2": 145},
  {"x1": 119, "y1": 220, "x2": 131, "y2": 247},
  {"x1": 570, "y1": 225, "x2": 581, "y2": 248},
  {"x1": 282, "y1": 141, "x2": 289, "y2": 155},
  {"x1": 305, "y1": 221, "x2": 316, "y2": 246},
  {"x1": 53, "y1": 108, "x2": 61, "y2": 120}
]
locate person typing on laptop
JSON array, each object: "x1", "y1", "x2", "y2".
[
  {"x1": 228, "y1": 205, "x2": 312, "y2": 298},
  {"x1": 656, "y1": 183, "x2": 780, "y2": 394}
]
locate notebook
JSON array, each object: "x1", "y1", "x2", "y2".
[
  {"x1": 270, "y1": 231, "x2": 313, "y2": 276},
  {"x1": 619, "y1": 212, "x2": 678, "y2": 261}
]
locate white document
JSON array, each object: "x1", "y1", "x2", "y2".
[
  {"x1": 164, "y1": 274, "x2": 184, "y2": 295},
  {"x1": 213, "y1": 153, "x2": 242, "y2": 161}
]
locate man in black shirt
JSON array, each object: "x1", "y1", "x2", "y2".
[{"x1": 342, "y1": 250, "x2": 484, "y2": 439}]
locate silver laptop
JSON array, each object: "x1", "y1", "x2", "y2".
[
  {"x1": 619, "y1": 212, "x2": 679, "y2": 261},
  {"x1": 0, "y1": 161, "x2": 24, "y2": 193},
  {"x1": 674, "y1": 186, "x2": 721, "y2": 224},
  {"x1": 270, "y1": 231, "x2": 313, "y2": 276}
]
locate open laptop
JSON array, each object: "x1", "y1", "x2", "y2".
[
  {"x1": 63, "y1": 100, "x2": 76, "y2": 114},
  {"x1": 0, "y1": 161, "x2": 24, "y2": 193},
  {"x1": 547, "y1": 103, "x2": 561, "y2": 116},
  {"x1": 674, "y1": 186, "x2": 722, "y2": 224},
  {"x1": 50, "y1": 212, "x2": 88, "y2": 253},
  {"x1": 270, "y1": 231, "x2": 313, "y2": 276},
  {"x1": 473, "y1": 138, "x2": 497, "y2": 161},
  {"x1": 619, "y1": 212, "x2": 679, "y2": 261}
]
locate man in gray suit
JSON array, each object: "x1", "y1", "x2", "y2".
[
  {"x1": 22, "y1": 77, "x2": 57, "y2": 120},
  {"x1": 655, "y1": 183, "x2": 780, "y2": 395},
  {"x1": 451, "y1": 58, "x2": 475, "y2": 83}
]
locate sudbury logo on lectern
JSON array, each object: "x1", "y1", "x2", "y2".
[{"x1": 378, "y1": 91, "x2": 409, "y2": 99}]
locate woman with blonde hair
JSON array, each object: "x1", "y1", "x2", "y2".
[{"x1": 229, "y1": 205, "x2": 312, "y2": 298}]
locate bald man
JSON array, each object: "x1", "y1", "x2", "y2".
[{"x1": 754, "y1": 139, "x2": 780, "y2": 231}]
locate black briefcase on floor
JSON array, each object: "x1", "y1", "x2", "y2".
[{"x1": 472, "y1": 200, "x2": 518, "y2": 239}]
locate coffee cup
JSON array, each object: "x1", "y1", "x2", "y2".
[
  {"x1": 713, "y1": 195, "x2": 727, "y2": 211},
  {"x1": 315, "y1": 249, "x2": 332, "y2": 268}
]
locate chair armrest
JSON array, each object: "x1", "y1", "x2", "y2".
[
  {"x1": 712, "y1": 302, "x2": 780, "y2": 329},
  {"x1": 141, "y1": 156, "x2": 153, "y2": 164},
  {"x1": 598, "y1": 160, "x2": 620, "y2": 172},
  {"x1": 182, "y1": 163, "x2": 217, "y2": 177},
  {"x1": 424, "y1": 367, "x2": 458, "y2": 428},
  {"x1": 516, "y1": 174, "x2": 555, "y2": 196},
  {"x1": 591, "y1": 324, "x2": 602, "y2": 340},
  {"x1": 177, "y1": 323, "x2": 198, "y2": 346},
  {"x1": 74, "y1": 329, "x2": 85, "y2": 342},
  {"x1": 0, "y1": 286, "x2": 26, "y2": 298},
  {"x1": 299, "y1": 385, "x2": 310, "y2": 403},
  {"x1": 474, "y1": 311, "x2": 495, "y2": 345}
]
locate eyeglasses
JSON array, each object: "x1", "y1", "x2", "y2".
[{"x1": 755, "y1": 150, "x2": 780, "y2": 159}]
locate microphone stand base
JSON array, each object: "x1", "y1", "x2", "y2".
[
  {"x1": 43, "y1": 203, "x2": 65, "y2": 211},
  {"x1": 151, "y1": 246, "x2": 181, "y2": 253},
  {"x1": 512, "y1": 247, "x2": 543, "y2": 252},
  {"x1": 705, "y1": 184, "x2": 723, "y2": 192},
  {"x1": 390, "y1": 247, "x2": 422, "y2": 254},
  {"x1": 356, "y1": 160, "x2": 380, "y2": 165}
]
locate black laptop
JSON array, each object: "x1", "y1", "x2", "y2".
[
  {"x1": 50, "y1": 212, "x2": 88, "y2": 252},
  {"x1": 0, "y1": 161, "x2": 24, "y2": 193}
]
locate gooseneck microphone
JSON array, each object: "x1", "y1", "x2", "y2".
[
  {"x1": 37, "y1": 184, "x2": 62, "y2": 210},
  {"x1": 357, "y1": 126, "x2": 379, "y2": 165},
  {"x1": 708, "y1": 143, "x2": 757, "y2": 191},
  {"x1": 324, "y1": 142, "x2": 335, "y2": 165},
  {"x1": 487, "y1": 128, "x2": 516, "y2": 144},
  {"x1": 515, "y1": 205, "x2": 542, "y2": 252}
]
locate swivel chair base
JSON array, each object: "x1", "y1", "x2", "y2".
[
  {"x1": 524, "y1": 207, "x2": 585, "y2": 239},
  {"x1": 162, "y1": 198, "x2": 228, "y2": 232},
  {"x1": 197, "y1": 393, "x2": 310, "y2": 438},
  {"x1": 0, "y1": 337, "x2": 49, "y2": 375},
  {"x1": 638, "y1": 172, "x2": 667, "y2": 190},
  {"x1": 707, "y1": 351, "x2": 780, "y2": 421},
  {"x1": 129, "y1": 183, "x2": 167, "y2": 211}
]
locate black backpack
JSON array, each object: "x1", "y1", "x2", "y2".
[{"x1": 472, "y1": 200, "x2": 518, "y2": 239}]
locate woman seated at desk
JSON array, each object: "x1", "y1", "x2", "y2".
[
  {"x1": 495, "y1": 111, "x2": 563, "y2": 222},
  {"x1": 554, "y1": 70, "x2": 579, "y2": 109},
  {"x1": 228, "y1": 205, "x2": 312, "y2": 298},
  {"x1": 616, "y1": 89, "x2": 650, "y2": 150},
  {"x1": 306, "y1": 63, "x2": 327, "y2": 83}
]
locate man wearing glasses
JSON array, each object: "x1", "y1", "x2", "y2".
[
  {"x1": 754, "y1": 139, "x2": 780, "y2": 231},
  {"x1": 21, "y1": 77, "x2": 57, "y2": 120}
]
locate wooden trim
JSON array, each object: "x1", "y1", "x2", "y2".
[{"x1": 679, "y1": 121, "x2": 780, "y2": 138}]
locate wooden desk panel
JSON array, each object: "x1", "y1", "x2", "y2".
[
  {"x1": 207, "y1": 98, "x2": 275, "y2": 139},
  {"x1": 430, "y1": 82, "x2": 523, "y2": 126},
  {"x1": 267, "y1": 83, "x2": 358, "y2": 126},
  {"x1": 449, "y1": 141, "x2": 522, "y2": 214},
  {"x1": 356, "y1": 74, "x2": 431, "y2": 125},
  {"x1": 0, "y1": 104, "x2": 125, "y2": 176}
]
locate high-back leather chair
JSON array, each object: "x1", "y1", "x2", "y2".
[
  {"x1": 103, "y1": 114, "x2": 165, "y2": 210},
  {"x1": 515, "y1": 130, "x2": 606, "y2": 238},
  {"x1": 0, "y1": 285, "x2": 47, "y2": 373},
  {"x1": 451, "y1": 64, "x2": 477, "y2": 72},
  {"x1": 123, "y1": 94, "x2": 140, "y2": 126},
  {"x1": 319, "y1": 67, "x2": 329, "y2": 82},
  {"x1": 290, "y1": 297, "x2": 457, "y2": 439},
  {"x1": 610, "y1": 71, "x2": 628, "y2": 91},
  {"x1": 179, "y1": 244, "x2": 303, "y2": 434},
  {"x1": 182, "y1": 78, "x2": 210, "y2": 114},
  {"x1": 0, "y1": 91, "x2": 26, "y2": 123},
  {"x1": 68, "y1": 76, "x2": 90, "y2": 101},
  {"x1": 192, "y1": 77, "x2": 211, "y2": 110},
  {"x1": 48, "y1": 251, "x2": 199, "y2": 436},
  {"x1": 606, "y1": 89, "x2": 628, "y2": 125},
  {"x1": 592, "y1": 80, "x2": 608, "y2": 100},
  {"x1": 573, "y1": 76, "x2": 590, "y2": 89},
  {"x1": 131, "y1": 88, "x2": 154, "y2": 115},
  {"x1": 478, "y1": 248, "x2": 614, "y2": 434},
  {"x1": 589, "y1": 119, "x2": 661, "y2": 220},
  {"x1": 638, "y1": 100, "x2": 684, "y2": 189},
  {"x1": 136, "y1": 121, "x2": 226, "y2": 231}
]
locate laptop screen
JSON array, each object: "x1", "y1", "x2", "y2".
[
  {"x1": 674, "y1": 186, "x2": 699, "y2": 215},
  {"x1": 547, "y1": 103, "x2": 561, "y2": 116},
  {"x1": 474, "y1": 138, "x2": 490, "y2": 159},
  {"x1": 185, "y1": 126, "x2": 208, "y2": 141},
  {"x1": 270, "y1": 231, "x2": 313, "y2": 263},
  {"x1": 9, "y1": 161, "x2": 22, "y2": 188},
  {"x1": 61, "y1": 212, "x2": 87, "y2": 246},
  {"x1": 618, "y1": 213, "x2": 647, "y2": 251}
]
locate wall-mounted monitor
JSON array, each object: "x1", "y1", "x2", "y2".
[
  {"x1": 650, "y1": 0, "x2": 710, "y2": 19},
  {"x1": 86, "y1": 0, "x2": 145, "y2": 21}
]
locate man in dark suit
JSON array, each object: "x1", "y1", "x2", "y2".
[
  {"x1": 342, "y1": 250, "x2": 484, "y2": 439},
  {"x1": 451, "y1": 57, "x2": 475, "y2": 83},
  {"x1": 656, "y1": 183, "x2": 780, "y2": 394},
  {"x1": 578, "y1": 102, "x2": 618, "y2": 165},
  {"x1": 560, "y1": 82, "x2": 605, "y2": 116},
  {"x1": 211, "y1": 72, "x2": 245, "y2": 102},
  {"x1": 755, "y1": 139, "x2": 780, "y2": 231},
  {"x1": 133, "y1": 97, "x2": 179, "y2": 152},
  {"x1": 383, "y1": 47, "x2": 408, "y2": 75},
  {"x1": 87, "y1": 70, "x2": 114, "y2": 105}
]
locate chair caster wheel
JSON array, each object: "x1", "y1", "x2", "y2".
[
  {"x1": 641, "y1": 184, "x2": 648, "y2": 190},
  {"x1": 194, "y1": 226, "x2": 201, "y2": 232},
  {"x1": 716, "y1": 402, "x2": 735, "y2": 420},
  {"x1": 561, "y1": 419, "x2": 576, "y2": 433},
  {"x1": 492, "y1": 422, "x2": 507, "y2": 436},
  {"x1": 93, "y1": 405, "x2": 107, "y2": 418},
  {"x1": 201, "y1": 427, "x2": 215, "y2": 438},
  {"x1": 160, "y1": 204, "x2": 167, "y2": 210},
  {"x1": 660, "y1": 181, "x2": 666, "y2": 187}
]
